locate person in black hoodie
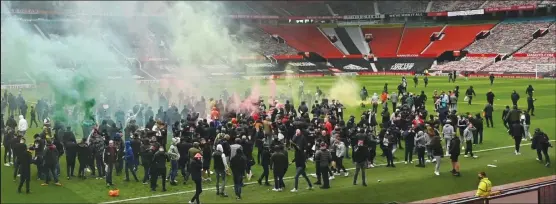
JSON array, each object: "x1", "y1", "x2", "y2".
[
  {"x1": 53, "y1": 137, "x2": 65, "y2": 177},
  {"x1": 271, "y1": 145, "x2": 288, "y2": 191},
  {"x1": 527, "y1": 95, "x2": 535, "y2": 116},
  {"x1": 3, "y1": 127, "x2": 14, "y2": 166},
  {"x1": 511, "y1": 90, "x2": 520, "y2": 107},
  {"x1": 231, "y1": 148, "x2": 246, "y2": 200},
  {"x1": 532, "y1": 128, "x2": 552, "y2": 167},
  {"x1": 241, "y1": 136, "x2": 254, "y2": 180},
  {"x1": 483, "y1": 104, "x2": 494, "y2": 128},
  {"x1": 290, "y1": 139, "x2": 312, "y2": 192},
  {"x1": 352, "y1": 139, "x2": 368, "y2": 186},
  {"x1": 141, "y1": 144, "x2": 155, "y2": 184},
  {"x1": 502, "y1": 105, "x2": 511, "y2": 129},
  {"x1": 465, "y1": 86, "x2": 476, "y2": 105},
  {"x1": 257, "y1": 146, "x2": 271, "y2": 186},
  {"x1": 63, "y1": 127, "x2": 77, "y2": 145},
  {"x1": 189, "y1": 153, "x2": 203, "y2": 204},
  {"x1": 449, "y1": 136, "x2": 461, "y2": 176},
  {"x1": 17, "y1": 146, "x2": 32, "y2": 194},
  {"x1": 30, "y1": 134, "x2": 46, "y2": 180},
  {"x1": 41, "y1": 139, "x2": 62, "y2": 186},
  {"x1": 404, "y1": 128, "x2": 415, "y2": 164},
  {"x1": 151, "y1": 146, "x2": 169, "y2": 191},
  {"x1": 200, "y1": 139, "x2": 212, "y2": 181},
  {"x1": 486, "y1": 89, "x2": 495, "y2": 106},
  {"x1": 12, "y1": 136, "x2": 26, "y2": 181},
  {"x1": 177, "y1": 137, "x2": 191, "y2": 184},
  {"x1": 315, "y1": 143, "x2": 332, "y2": 189},
  {"x1": 510, "y1": 123, "x2": 524, "y2": 155},
  {"x1": 76, "y1": 138, "x2": 90, "y2": 179},
  {"x1": 473, "y1": 114, "x2": 484, "y2": 144},
  {"x1": 65, "y1": 141, "x2": 78, "y2": 179}
]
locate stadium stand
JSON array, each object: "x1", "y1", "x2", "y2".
[
  {"x1": 397, "y1": 26, "x2": 444, "y2": 55},
  {"x1": 430, "y1": 1, "x2": 486, "y2": 12},
  {"x1": 223, "y1": 1, "x2": 258, "y2": 15},
  {"x1": 243, "y1": 1, "x2": 282, "y2": 16},
  {"x1": 465, "y1": 21, "x2": 552, "y2": 54},
  {"x1": 423, "y1": 24, "x2": 495, "y2": 55},
  {"x1": 377, "y1": 1, "x2": 429, "y2": 14},
  {"x1": 483, "y1": 57, "x2": 556, "y2": 72},
  {"x1": 431, "y1": 57, "x2": 495, "y2": 72},
  {"x1": 260, "y1": 25, "x2": 342, "y2": 56},
  {"x1": 519, "y1": 23, "x2": 556, "y2": 53},
  {"x1": 362, "y1": 26, "x2": 403, "y2": 56},
  {"x1": 278, "y1": 1, "x2": 332, "y2": 16},
  {"x1": 242, "y1": 27, "x2": 299, "y2": 56},
  {"x1": 540, "y1": 0, "x2": 556, "y2": 5},
  {"x1": 328, "y1": 1, "x2": 375, "y2": 15},
  {"x1": 482, "y1": 0, "x2": 540, "y2": 8}
]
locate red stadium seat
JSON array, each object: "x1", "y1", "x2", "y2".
[
  {"x1": 259, "y1": 25, "x2": 342, "y2": 56},
  {"x1": 362, "y1": 26, "x2": 403, "y2": 57},
  {"x1": 397, "y1": 26, "x2": 444, "y2": 55},
  {"x1": 423, "y1": 24, "x2": 495, "y2": 56}
]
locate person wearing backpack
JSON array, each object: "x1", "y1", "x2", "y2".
[{"x1": 532, "y1": 128, "x2": 552, "y2": 167}]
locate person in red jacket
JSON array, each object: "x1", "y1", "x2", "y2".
[{"x1": 324, "y1": 118, "x2": 333, "y2": 135}]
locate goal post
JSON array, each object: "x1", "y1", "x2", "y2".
[{"x1": 535, "y1": 64, "x2": 556, "y2": 79}]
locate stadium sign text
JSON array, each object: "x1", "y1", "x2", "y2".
[
  {"x1": 0, "y1": 84, "x2": 37, "y2": 89},
  {"x1": 342, "y1": 14, "x2": 385, "y2": 20},
  {"x1": 387, "y1": 13, "x2": 424, "y2": 18},
  {"x1": 287, "y1": 62, "x2": 316, "y2": 67},
  {"x1": 245, "y1": 63, "x2": 276, "y2": 69},
  {"x1": 484, "y1": 4, "x2": 537, "y2": 12},
  {"x1": 343, "y1": 64, "x2": 369, "y2": 71},
  {"x1": 448, "y1": 9, "x2": 485, "y2": 17},
  {"x1": 390, "y1": 63, "x2": 415, "y2": 71}
]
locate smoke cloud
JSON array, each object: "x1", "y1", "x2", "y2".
[
  {"x1": 328, "y1": 77, "x2": 361, "y2": 106},
  {"x1": 1, "y1": 1, "x2": 261, "y2": 122}
]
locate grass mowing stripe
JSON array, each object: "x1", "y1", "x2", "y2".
[{"x1": 99, "y1": 140, "x2": 555, "y2": 204}]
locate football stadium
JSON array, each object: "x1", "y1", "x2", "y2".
[{"x1": 1, "y1": 1, "x2": 555, "y2": 204}]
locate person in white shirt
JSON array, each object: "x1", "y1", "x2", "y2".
[
  {"x1": 18, "y1": 115, "x2": 28, "y2": 136},
  {"x1": 370, "y1": 93, "x2": 379, "y2": 113}
]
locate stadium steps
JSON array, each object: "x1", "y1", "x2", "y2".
[
  {"x1": 334, "y1": 27, "x2": 361, "y2": 54},
  {"x1": 421, "y1": 24, "x2": 447, "y2": 55},
  {"x1": 426, "y1": 1, "x2": 433, "y2": 12},
  {"x1": 320, "y1": 27, "x2": 350, "y2": 55},
  {"x1": 326, "y1": 3, "x2": 335, "y2": 15},
  {"x1": 395, "y1": 23, "x2": 407, "y2": 54},
  {"x1": 398, "y1": 25, "x2": 444, "y2": 55},
  {"x1": 33, "y1": 23, "x2": 48, "y2": 40},
  {"x1": 345, "y1": 26, "x2": 370, "y2": 54},
  {"x1": 479, "y1": 0, "x2": 489, "y2": 8},
  {"x1": 511, "y1": 21, "x2": 555, "y2": 54},
  {"x1": 259, "y1": 25, "x2": 343, "y2": 56},
  {"x1": 422, "y1": 23, "x2": 495, "y2": 56},
  {"x1": 362, "y1": 25, "x2": 403, "y2": 57}
]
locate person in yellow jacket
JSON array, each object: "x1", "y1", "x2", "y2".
[{"x1": 475, "y1": 171, "x2": 492, "y2": 197}]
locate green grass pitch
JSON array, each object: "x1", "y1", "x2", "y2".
[{"x1": 1, "y1": 76, "x2": 555, "y2": 203}]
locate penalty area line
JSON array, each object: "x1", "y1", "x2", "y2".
[{"x1": 99, "y1": 140, "x2": 555, "y2": 204}]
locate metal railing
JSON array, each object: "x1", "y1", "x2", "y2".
[{"x1": 437, "y1": 180, "x2": 556, "y2": 204}]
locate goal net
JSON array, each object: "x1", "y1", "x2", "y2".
[{"x1": 535, "y1": 64, "x2": 556, "y2": 79}]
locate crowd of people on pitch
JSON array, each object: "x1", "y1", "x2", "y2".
[{"x1": 0, "y1": 78, "x2": 552, "y2": 203}]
